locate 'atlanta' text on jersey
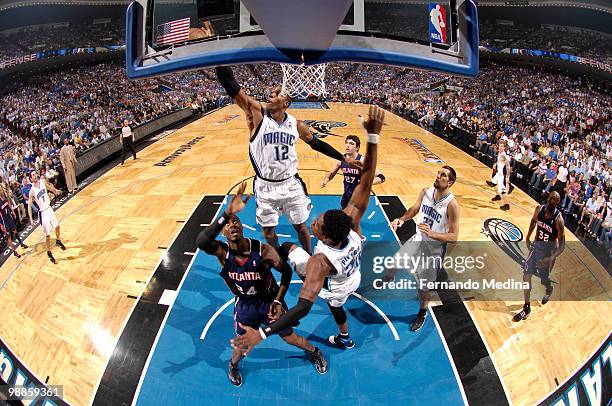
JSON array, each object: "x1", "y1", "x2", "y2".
[
  {"x1": 535, "y1": 204, "x2": 560, "y2": 243},
  {"x1": 340, "y1": 153, "x2": 362, "y2": 209},
  {"x1": 226, "y1": 270, "x2": 262, "y2": 282},
  {"x1": 219, "y1": 239, "x2": 278, "y2": 301}
]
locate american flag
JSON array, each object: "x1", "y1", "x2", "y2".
[{"x1": 156, "y1": 17, "x2": 190, "y2": 46}]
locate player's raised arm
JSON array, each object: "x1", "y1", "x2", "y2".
[
  {"x1": 343, "y1": 105, "x2": 384, "y2": 230},
  {"x1": 195, "y1": 181, "x2": 250, "y2": 262},
  {"x1": 215, "y1": 66, "x2": 263, "y2": 135},
  {"x1": 297, "y1": 120, "x2": 342, "y2": 160}
]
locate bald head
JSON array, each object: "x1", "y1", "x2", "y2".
[{"x1": 547, "y1": 191, "x2": 560, "y2": 209}]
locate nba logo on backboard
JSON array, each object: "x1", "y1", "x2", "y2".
[{"x1": 429, "y1": 3, "x2": 447, "y2": 44}]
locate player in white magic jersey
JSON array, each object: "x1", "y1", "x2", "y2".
[
  {"x1": 216, "y1": 67, "x2": 361, "y2": 254},
  {"x1": 231, "y1": 106, "x2": 385, "y2": 355},
  {"x1": 27, "y1": 171, "x2": 66, "y2": 263},
  {"x1": 391, "y1": 166, "x2": 460, "y2": 331},
  {"x1": 488, "y1": 142, "x2": 512, "y2": 211}
]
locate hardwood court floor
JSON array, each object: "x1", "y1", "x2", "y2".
[{"x1": 0, "y1": 103, "x2": 609, "y2": 405}]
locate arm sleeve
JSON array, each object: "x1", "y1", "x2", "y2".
[
  {"x1": 273, "y1": 258, "x2": 293, "y2": 290},
  {"x1": 215, "y1": 66, "x2": 241, "y2": 98},
  {"x1": 261, "y1": 298, "x2": 313, "y2": 337},
  {"x1": 306, "y1": 137, "x2": 344, "y2": 161},
  {"x1": 196, "y1": 211, "x2": 230, "y2": 254}
]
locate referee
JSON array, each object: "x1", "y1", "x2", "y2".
[{"x1": 120, "y1": 119, "x2": 137, "y2": 165}]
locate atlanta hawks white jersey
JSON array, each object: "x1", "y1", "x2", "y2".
[
  {"x1": 249, "y1": 111, "x2": 299, "y2": 181},
  {"x1": 315, "y1": 229, "x2": 364, "y2": 282},
  {"x1": 411, "y1": 186, "x2": 454, "y2": 242}
]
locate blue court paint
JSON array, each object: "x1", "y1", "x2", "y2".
[
  {"x1": 135, "y1": 196, "x2": 464, "y2": 405},
  {"x1": 289, "y1": 101, "x2": 326, "y2": 109}
]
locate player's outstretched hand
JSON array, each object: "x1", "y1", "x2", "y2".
[
  {"x1": 361, "y1": 105, "x2": 385, "y2": 135},
  {"x1": 391, "y1": 218, "x2": 405, "y2": 231},
  {"x1": 230, "y1": 323, "x2": 263, "y2": 356},
  {"x1": 226, "y1": 181, "x2": 250, "y2": 215}
]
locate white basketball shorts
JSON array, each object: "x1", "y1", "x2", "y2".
[
  {"x1": 40, "y1": 208, "x2": 59, "y2": 236},
  {"x1": 254, "y1": 175, "x2": 311, "y2": 227},
  {"x1": 495, "y1": 172, "x2": 507, "y2": 194}
]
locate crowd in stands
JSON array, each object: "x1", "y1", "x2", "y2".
[
  {"x1": 0, "y1": 21, "x2": 124, "y2": 61},
  {"x1": 389, "y1": 61, "x2": 611, "y2": 256},
  {"x1": 479, "y1": 21, "x2": 612, "y2": 65},
  {"x1": 1, "y1": 17, "x2": 610, "y2": 66},
  {"x1": 0, "y1": 62, "x2": 226, "y2": 150},
  {"x1": 0, "y1": 62, "x2": 230, "y2": 236},
  {"x1": 0, "y1": 57, "x2": 609, "y2": 256}
]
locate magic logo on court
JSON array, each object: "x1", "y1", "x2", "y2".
[
  {"x1": 303, "y1": 120, "x2": 346, "y2": 138},
  {"x1": 482, "y1": 218, "x2": 525, "y2": 266}
]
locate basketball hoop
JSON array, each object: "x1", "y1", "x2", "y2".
[{"x1": 280, "y1": 63, "x2": 328, "y2": 99}]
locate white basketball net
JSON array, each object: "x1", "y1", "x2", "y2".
[{"x1": 280, "y1": 63, "x2": 328, "y2": 98}]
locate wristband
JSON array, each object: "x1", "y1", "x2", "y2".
[
  {"x1": 218, "y1": 211, "x2": 231, "y2": 225},
  {"x1": 367, "y1": 133, "x2": 379, "y2": 144},
  {"x1": 258, "y1": 327, "x2": 267, "y2": 340},
  {"x1": 273, "y1": 299, "x2": 282, "y2": 305}
]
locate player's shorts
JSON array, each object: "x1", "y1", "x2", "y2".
[
  {"x1": 233, "y1": 296, "x2": 293, "y2": 337},
  {"x1": 494, "y1": 173, "x2": 507, "y2": 194},
  {"x1": 404, "y1": 237, "x2": 445, "y2": 292},
  {"x1": 1, "y1": 214, "x2": 16, "y2": 235},
  {"x1": 523, "y1": 245, "x2": 555, "y2": 286},
  {"x1": 254, "y1": 174, "x2": 311, "y2": 227},
  {"x1": 40, "y1": 208, "x2": 59, "y2": 236},
  {"x1": 288, "y1": 246, "x2": 361, "y2": 307},
  {"x1": 340, "y1": 191, "x2": 351, "y2": 210},
  {"x1": 413, "y1": 264, "x2": 441, "y2": 292}
]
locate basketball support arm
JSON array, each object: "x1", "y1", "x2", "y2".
[
  {"x1": 261, "y1": 298, "x2": 314, "y2": 338},
  {"x1": 305, "y1": 137, "x2": 344, "y2": 161},
  {"x1": 216, "y1": 67, "x2": 345, "y2": 161},
  {"x1": 196, "y1": 211, "x2": 230, "y2": 254},
  {"x1": 215, "y1": 67, "x2": 240, "y2": 98}
]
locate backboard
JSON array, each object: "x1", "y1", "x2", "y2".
[{"x1": 126, "y1": 0, "x2": 478, "y2": 79}]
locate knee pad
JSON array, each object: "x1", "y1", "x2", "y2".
[{"x1": 327, "y1": 303, "x2": 347, "y2": 325}]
